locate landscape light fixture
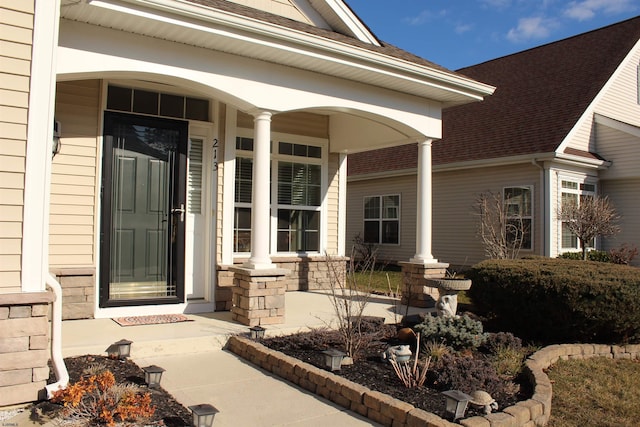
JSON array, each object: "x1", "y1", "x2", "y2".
[
  {"x1": 188, "y1": 403, "x2": 219, "y2": 427},
  {"x1": 321, "y1": 348, "x2": 345, "y2": 371},
  {"x1": 441, "y1": 389, "x2": 472, "y2": 421},
  {"x1": 249, "y1": 325, "x2": 266, "y2": 340},
  {"x1": 142, "y1": 365, "x2": 165, "y2": 388},
  {"x1": 112, "y1": 339, "x2": 132, "y2": 359}
]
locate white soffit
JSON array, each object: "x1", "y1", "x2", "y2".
[{"x1": 62, "y1": 0, "x2": 494, "y2": 105}]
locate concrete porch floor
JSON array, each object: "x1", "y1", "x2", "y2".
[{"x1": 56, "y1": 291, "x2": 432, "y2": 426}]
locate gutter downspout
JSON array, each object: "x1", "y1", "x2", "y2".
[{"x1": 45, "y1": 274, "x2": 69, "y2": 398}]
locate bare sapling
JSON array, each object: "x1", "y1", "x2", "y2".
[
  {"x1": 324, "y1": 248, "x2": 376, "y2": 359},
  {"x1": 475, "y1": 191, "x2": 528, "y2": 259},
  {"x1": 389, "y1": 333, "x2": 431, "y2": 388}
]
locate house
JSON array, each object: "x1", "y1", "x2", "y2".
[
  {"x1": 347, "y1": 16, "x2": 640, "y2": 268},
  {"x1": 0, "y1": 0, "x2": 494, "y2": 405}
]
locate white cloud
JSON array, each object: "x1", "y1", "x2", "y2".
[
  {"x1": 506, "y1": 16, "x2": 558, "y2": 42},
  {"x1": 455, "y1": 23, "x2": 474, "y2": 34},
  {"x1": 405, "y1": 10, "x2": 432, "y2": 26},
  {"x1": 481, "y1": 0, "x2": 512, "y2": 9},
  {"x1": 405, "y1": 9, "x2": 449, "y2": 26},
  {"x1": 564, "y1": 0, "x2": 637, "y2": 21}
]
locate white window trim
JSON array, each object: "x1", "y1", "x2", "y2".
[
  {"x1": 362, "y1": 193, "x2": 401, "y2": 246},
  {"x1": 557, "y1": 175, "x2": 598, "y2": 252},
  {"x1": 232, "y1": 128, "x2": 329, "y2": 257},
  {"x1": 502, "y1": 185, "x2": 534, "y2": 251}
]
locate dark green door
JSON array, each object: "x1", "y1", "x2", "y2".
[{"x1": 100, "y1": 112, "x2": 187, "y2": 307}]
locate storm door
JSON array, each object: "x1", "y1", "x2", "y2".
[{"x1": 100, "y1": 112, "x2": 187, "y2": 307}]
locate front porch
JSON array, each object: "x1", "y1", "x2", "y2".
[{"x1": 60, "y1": 290, "x2": 429, "y2": 358}]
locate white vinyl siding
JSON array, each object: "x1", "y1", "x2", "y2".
[
  {"x1": 50, "y1": 80, "x2": 101, "y2": 267},
  {"x1": 600, "y1": 178, "x2": 640, "y2": 266},
  {"x1": 432, "y1": 165, "x2": 541, "y2": 266},
  {"x1": 595, "y1": 123, "x2": 640, "y2": 180},
  {"x1": 0, "y1": 0, "x2": 33, "y2": 292},
  {"x1": 564, "y1": 42, "x2": 640, "y2": 154},
  {"x1": 346, "y1": 174, "x2": 416, "y2": 263}
]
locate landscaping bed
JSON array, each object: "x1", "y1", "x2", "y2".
[
  {"x1": 22, "y1": 355, "x2": 193, "y2": 426},
  {"x1": 257, "y1": 324, "x2": 530, "y2": 420}
]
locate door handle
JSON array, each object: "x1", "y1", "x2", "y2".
[{"x1": 171, "y1": 203, "x2": 185, "y2": 222}]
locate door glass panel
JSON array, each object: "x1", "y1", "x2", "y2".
[{"x1": 103, "y1": 113, "x2": 186, "y2": 304}]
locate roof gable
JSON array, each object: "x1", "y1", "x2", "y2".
[
  {"x1": 348, "y1": 16, "x2": 640, "y2": 176},
  {"x1": 191, "y1": 0, "x2": 380, "y2": 44}
]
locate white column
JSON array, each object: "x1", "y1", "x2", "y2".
[
  {"x1": 244, "y1": 111, "x2": 275, "y2": 269},
  {"x1": 411, "y1": 139, "x2": 438, "y2": 264}
]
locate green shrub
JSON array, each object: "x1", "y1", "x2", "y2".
[
  {"x1": 413, "y1": 314, "x2": 485, "y2": 351},
  {"x1": 558, "y1": 251, "x2": 611, "y2": 263},
  {"x1": 467, "y1": 258, "x2": 640, "y2": 344}
]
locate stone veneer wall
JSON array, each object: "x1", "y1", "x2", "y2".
[
  {"x1": 226, "y1": 335, "x2": 640, "y2": 427},
  {"x1": 51, "y1": 267, "x2": 95, "y2": 320},
  {"x1": 399, "y1": 262, "x2": 447, "y2": 308},
  {"x1": 216, "y1": 256, "x2": 347, "y2": 311},
  {"x1": 0, "y1": 292, "x2": 53, "y2": 406}
]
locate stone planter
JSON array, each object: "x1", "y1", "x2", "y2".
[
  {"x1": 431, "y1": 278, "x2": 472, "y2": 291},
  {"x1": 431, "y1": 278, "x2": 472, "y2": 317}
]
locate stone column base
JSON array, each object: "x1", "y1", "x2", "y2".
[
  {"x1": 399, "y1": 262, "x2": 449, "y2": 308},
  {"x1": 230, "y1": 267, "x2": 289, "y2": 326}
]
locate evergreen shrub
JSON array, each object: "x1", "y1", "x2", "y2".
[
  {"x1": 467, "y1": 257, "x2": 640, "y2": 344},
  {"x1": 413, "y1": 314, "x2": 485, "y2": 351}
]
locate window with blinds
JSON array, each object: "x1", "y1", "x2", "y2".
[{"x1": 188, "y1": 138, "x2": 203, "y2": 214}]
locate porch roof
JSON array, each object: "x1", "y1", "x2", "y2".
[{"x1": 59, "y1": 0, "x2": 494, "y2": 108}]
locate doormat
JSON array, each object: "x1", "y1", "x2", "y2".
[{"x1": 113, "y1": 314, "x2": 192, "y2": 327}]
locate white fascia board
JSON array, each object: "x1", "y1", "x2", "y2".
[
  {"x1": 87, "y1": 0, "x2": 494, "y2": 102},
  {"x1": 347, "y1": 152, "x2": 608, "y2": 182},
  {"x1": 320, "y1": 0, "x2": 380, "y2": 46},
  {"x1": 594, "y1": 113, "x2": 640, "y2": 138}
]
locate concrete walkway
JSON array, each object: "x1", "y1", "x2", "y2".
[{"x1": 53, "y1": 291, "x2": 430, "y2": 426}]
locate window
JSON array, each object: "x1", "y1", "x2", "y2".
[
  {"x1": 234, "y1": 142, "x2": 254, "y2": 252},
  {"x1": 106, "y1": 85, "x2": 209, "y2": 121},
  {"x1": 363, "y1": 195, "x2": 400, "y2": 244},
  {"x1": 187, "y1": 138, "x2": 203, "y2": 214},
  {"x1": 504, "y1": 187, "x2": 532, "y2": 250},
  {"x1": 560, "y1": 179, "x2": 596, "y2": 250},
  {"x1": 233, "y1": 136, "x2": 325, "y2": 254}
]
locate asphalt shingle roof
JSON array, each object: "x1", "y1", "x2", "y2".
[
  {"x1": 185, "y1": 0, "x2": 457, "y2": 76},
  {"x1": 348, "y1": 16, "x2": 640, "y2": 176}
]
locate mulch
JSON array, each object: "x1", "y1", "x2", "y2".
[{"x1": 43, "y1": 355, "x2": 192, "y2": 426}]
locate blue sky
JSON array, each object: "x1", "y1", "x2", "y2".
[{"x1": 345, "y1": 0, "x2": 639, "y2": 70}]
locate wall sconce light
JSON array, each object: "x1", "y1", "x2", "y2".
[
  {"x1": 322, "y1": 348, "x2": 345, "y2": 371},
  {"x1": 142, "y1": 365, "x2": 165, "y2": 388},
  {"x1": 110, "y1": 339, "x2": 132, "y2": 359},
  {"x1": 441, "y1": 390, "x2": 472, "y2": 421},
  {"x1": 52, "y1": 120, "x2": 61, "y2": 158},
  {"x1": 248, "y1": 325, "x2": 266, "y2": 340},
  {"x1": 188, "y1": 403, "x2": 219, "y2": 427}
]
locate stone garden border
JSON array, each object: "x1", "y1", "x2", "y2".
[{"x1": 226, "y1": 336, "x2": 640, "y2": 427}]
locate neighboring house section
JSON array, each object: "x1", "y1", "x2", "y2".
[
  {"x1": 347, "y1": 16, "x2": 640, "y2": 267},
  {"x1": 0, "y1": 0, "x2": 493, "y2": 406}
]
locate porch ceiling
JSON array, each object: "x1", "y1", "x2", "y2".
[{"x1": 59, "y1": 0, "x2": 493, "y2": 108}]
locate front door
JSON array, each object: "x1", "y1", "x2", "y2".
[{"x1": 100, "y1": 112, "x2": 188, "y2": 307}]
